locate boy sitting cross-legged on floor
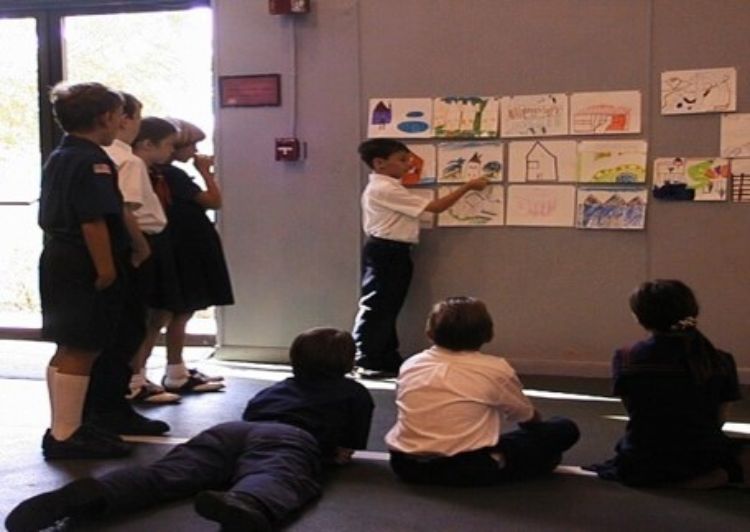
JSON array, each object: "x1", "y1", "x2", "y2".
[
  {"x1": 6, "y1": 327, "x2": 374, "y2": 532},
  {"x1": 386, "y1": 296, "x2": 580, "y2": 486}
]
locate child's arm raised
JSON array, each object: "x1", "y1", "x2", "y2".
[
  {"x1": 423, "y1": 177, "x2": 489, "y2": 213},
  {"x1": 81, "y1": 219, "x2": 117, "y2": 290},
  {"x1": 192, "y1": 154, "x2": 222, "y2": 209}
]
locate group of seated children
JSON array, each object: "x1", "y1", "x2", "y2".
[{"x1": 6, "y1": 280, "x2": 748, "y2": 531}]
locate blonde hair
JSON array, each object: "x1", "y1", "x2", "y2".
[{"x1": 167, "y1": 117, "x2": 206, "y2": 148}]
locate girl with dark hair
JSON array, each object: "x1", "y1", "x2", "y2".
[{"x1": 589, "y1": 279, "x2": 749, "y2": 488}]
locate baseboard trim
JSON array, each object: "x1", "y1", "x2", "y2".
[{"x1": 214, "y1": 345, "x2": 290, "y2": 364}]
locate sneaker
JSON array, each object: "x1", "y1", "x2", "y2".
[
  {"x1": 42, "y1": 426, "x2": 133, "y2": 460},
  {"x1": 162, "y1": 373, "x2": 226, "y2": 394},
  {"x1": 189, "y1": 367, "x2": 224, "y2": 382},
  {"x1": 89, "y1": 410, "x2": 170, "y2": 436},
  {"x1": 5, "y1": 478, "x2": 105, "y2": 532},
  {"x1": 354, "y1": 367, "x2": 398, "y2": 380},
  {"x1": 128, "y1": 380, "x2": 181, "y2": 404},
  {"x1": 194, "y1": 491, "x2": 272, "y2": 532}
]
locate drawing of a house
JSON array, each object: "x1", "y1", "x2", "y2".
[
  {"x1": 371, "y1": 100, "x2": 392, "y2": 128},
  {"x1": 573, "y1": 105, "x2": 630, "y2": 133},
  {"x1": 524, "y1": 141, "x2": 558, "y2": 181}
]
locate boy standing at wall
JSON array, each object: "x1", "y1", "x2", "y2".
[{"x1": 353, "y1": 139, "x2": 489, "y2": 378}]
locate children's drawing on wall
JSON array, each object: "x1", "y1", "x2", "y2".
[
  {"x1": 576, "y1": 187, "x2": 647, "y2": 230},
  {"x1": 577, "y1": 140, "x2": 647, "y2": 183},
  {"x1": 410, "y1": 188, "x2": 436, "y2": 228},
  {"x1": 367, "y1": 98, "x2": 433, "y2": 138},
  {"x1": 730, "y1": 159, "x2": 750, "y2": 203},
  {"x1": 402, "y1": 144, "x2": 437, "y2": 185},
  {"x1": 508, "y1": 140, "x2": 577, "y2": 182},
  {"x1": 437, "y1": 142, "x2": 503, "y2": 183},
  {"x1": 437, "y1": 185, "x2": 504, "y2": 227},
  {"x1": 432, "y1": 96, "x2": 500, "y2": 138},
  {"x1": 570, "y1": 91, "x2": 641, "y2": 135},
  {"x1": 505, "y1": 185, "x2": 576, "y2": 227},
  {"x1": 652, "y1": 157, "x2": 729, "y2": 201},
  {"x1": 720, "y1": 113, "x2": 750, "y2": 157},
  {"x1": 500, "y1": 93, "x2": 568, "y2": 137},
  {"x1": 661, "y1": 67, "x2": 737, "y2": 115}
]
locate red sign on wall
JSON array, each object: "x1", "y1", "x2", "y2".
[{"x1": 219, "y1": 74, "x2": 281, "y2": 108}]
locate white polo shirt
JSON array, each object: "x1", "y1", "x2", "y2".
[
  {"x1": 361, "y1": 173, "x2": 430, "y2": 244},
  {"x1": 105, "y1": 139, "x2": 167, "y2": 235},
  {"x1": 385, "y1": 346, "x2": 535, "y2": 456}
]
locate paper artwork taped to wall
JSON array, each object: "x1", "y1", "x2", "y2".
[
  {"x1": 730, "y1": 159, "x2": 750, "y2": 203},
  {"x1": 410, "y1": 188, "x2": 436, "y2": 228},
  {"x1": 506, "y1": 185, "x2": 576, "y2": 227},
  {"x1": 437, "y1": 185, "x2": 504, "y2": 227},
  {"x1": 432, "y1": 96, "x2": 500, "y2": 138},
  {"x1": 500, "y1": 93, "x2": 568, "y2": 137},
  {"x1": 570, "y1": 91, "x2": 641, "y2": 135},
  {"x1": 652, "y1": 157, "x2": 729, "y2": 201},
  {"x1": 437, "y1": 142, "x2": 503, "y2": 183},
  {"x1": 661, "y1": 67, "x2": 736, "y2": 115},
  {"x1": 402, "y1": 144, "x2": 436, "y2": 185},
  {"x1": 576, "y1": 187, "x2": 647, "y2": 230},
  {"x1": 720, "y1": 113, "x2": 750, "y2": 158},
  {"x1": 577, "y1": 140, "x2": 647, "y2": 183},
  {"x1": 508, "y1": 140, "x2": 577, "y2": 183},
  {"x1": 367, "y1": 98, "x2": 433, "y2": 138}
]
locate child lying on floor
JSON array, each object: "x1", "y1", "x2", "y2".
[
  {"x1": 587, "y1": 279, "x2": 750, "y2": 488},
  {"x1": 6, "y1": 327, "x2": 374, "y2": 532},
  {"x1": 386, "y1": 296, "x2": 580, "y2": 485}
]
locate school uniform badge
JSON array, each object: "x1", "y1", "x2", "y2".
[{"x1": 93, "y1": 163, "x2": 112, "y2": 175}]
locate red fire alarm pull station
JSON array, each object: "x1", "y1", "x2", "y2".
[
  {"x1": 275, "y1": 138, "x2": 303, "y2": 161},
  {"x1": 269, "y1": 0, "x2": 310, "y2": 15}
]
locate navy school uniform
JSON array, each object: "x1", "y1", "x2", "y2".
[
  {"x1": 38, "y1": 135, "x2": 133, "y2": 350},
  {"x1": 590, "y1": 334, "x2": 744, "y2": 486},
  {"x1": 78, "y1": 376, "x2": 374, "y2": 523},
  {"x1": 158, "y1": 163, "x2": 234, "y2": 312}
]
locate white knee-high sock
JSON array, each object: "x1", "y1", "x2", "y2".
[
  {"x1": 51, "y1": 373, "x2": 90, "y2": 441},
  {"x1": 46, "y1": 365, "x2": 57, "y2": 421}
]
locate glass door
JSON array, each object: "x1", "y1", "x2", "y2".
[{"x1": 0, "y1": 16, "x2": 43, "y2": 330}]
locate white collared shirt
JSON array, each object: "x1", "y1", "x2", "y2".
[
  {"x1": 361, "y1": 173, "x2": 430, "y2": 244},
  {"x1": 105, "y1": 139, "x2": 167, "y2": 234},
  {"x1": 385, "y1": 346, "x2": 535, "y2": 456}
]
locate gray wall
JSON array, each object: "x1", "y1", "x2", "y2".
[{"x1": 214, "y1": 0, "x2": 750, "y2": 381}]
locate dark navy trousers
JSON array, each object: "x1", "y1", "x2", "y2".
[
  {"x1": 352, "y1": 237, "x2": 413, "y2": 372},
  {"x1": 390, "y1": 417, "x2": 580, "y2": 486},
  {"x1": 97, "y1": 421, "x2": 323, "y2": 522}
]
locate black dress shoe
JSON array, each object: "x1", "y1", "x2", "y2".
[
  {"x1": 5, "y1": 478, "x2": 105, "y2": 532},
  {"x1": 89, "y1": 410, "x2": 170, "y2": 436},
  {"x1": 42, "y1": 426, "x2": 133, "y2": 460},
  {"x1": 194, "y1": 491, "x2": 272, "y2": 532}
]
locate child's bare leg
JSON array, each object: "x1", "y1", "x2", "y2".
[
  {"x1": 166, "y1": 311, "x2": 192, "y2": 366},
  {"x1": 130, "y1": 309, "x2": 172, "y2": 375}
]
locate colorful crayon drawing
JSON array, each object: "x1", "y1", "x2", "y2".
[
  {"x1": 508, "y1": 140, "x2": 577, "y2": 182},
  {"x1": 730, "y1": 159, "x2": 750, "y2": 203},
  {"x1": 433, "y1": 96, "x2": 500, "y2": 138},
  {"x1": 652, "y1": 157, "x2": 729, "y2": 202},
  {"x1": 576, "y1": 187, "x2": 647, "y2": 230},
  {"x1": 437, "y1": 185, "x2": 504, "y2": 227},
  {"x1": 570, "y1": 91, "x2": 641, "y2": 135},
  {"x1": 578, "y1": 140, "x2": 647, "y2": 183},
  {"x1": 505, "y1": 185, "x2": 576, "y2": 227},
  {"x1": 661, "y1": 67, "x2": 736, "y2": 115},
  {"x1": 500, "y1": 93, "x2": 568, "y2": 137},
  {"x1": 402, "y1": 144, "x2": 436, "y2": 185},
  {"x1": 720, "y1": 113, "x2": 750, "y2": 158},
  {"x1": 367, "y1": 98, "x2": 433, "y2": 138},
  {"x1": 437, "y1": 142, "x2": 503, "y2": 183}
]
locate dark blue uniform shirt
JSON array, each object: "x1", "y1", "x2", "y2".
[
  {"x1": 243, "y1": 376, "x2": 374, "y2": 458},
  {"x1": 39, "y1": 135, "x2": 128, "y2": 253}
]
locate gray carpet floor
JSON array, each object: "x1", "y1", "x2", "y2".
[{"x1": 1, "y1": 342, "x2": 748, "y2": 531}]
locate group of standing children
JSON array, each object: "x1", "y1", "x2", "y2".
[{"x1": 37, "y1": 81, "x2": 233, "y2": 459}]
